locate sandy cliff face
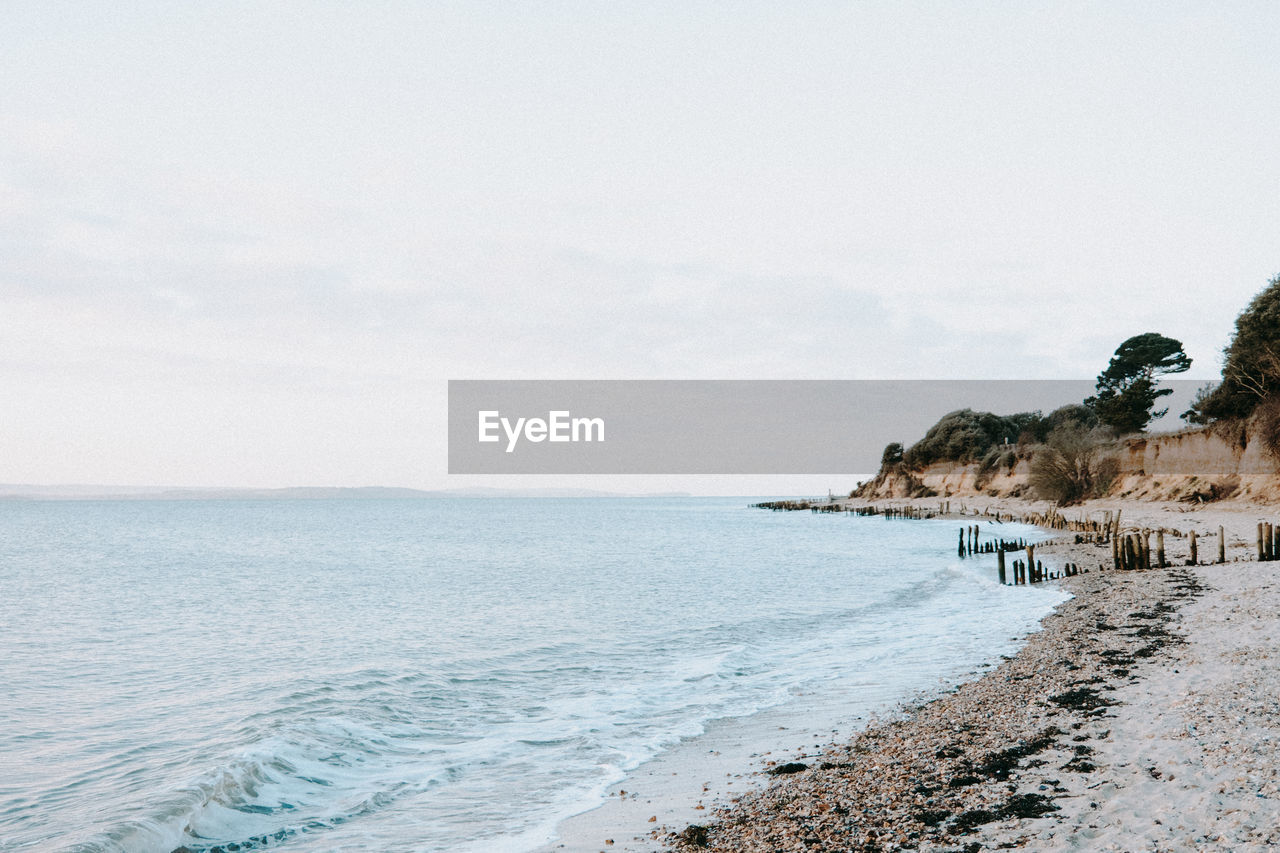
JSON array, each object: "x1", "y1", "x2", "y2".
[
  {"x1": 857, "y1": 420, "x2": 1280, "y2": 503},
  {"x1": 1108, "y1": 420, "x2": 1280, "y2": 501},
  {"x1": 857, "y1": 456, "x2": 1034, "y2": 499}
]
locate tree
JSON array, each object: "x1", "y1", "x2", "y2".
[
  {"x1": 1085, "y1": 333, "x2": 1191, "y2": 434},
  {"x1": 1185, "y1": 273, "x2": 1280, "y2": 423},
  {"x1": 881, "y1": 442, "x2": 904, "y2": 466}
]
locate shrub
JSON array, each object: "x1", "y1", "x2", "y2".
[
  {"x1": 1028, "y1": 425, "x2": 1118, "y2": 504},
  {"x1": 901, "y1": 409, "x2": 1040, "y2": 469},
  {"x1": 1043, "y1": 403, "x2": 1100, "y2": 435}
]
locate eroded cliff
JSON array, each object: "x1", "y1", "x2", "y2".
[{"x1": 857, "y1": 419, "x2": 1280, "y2": 503}]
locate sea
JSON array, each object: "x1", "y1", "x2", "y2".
[{"x1": 0, "y1": 497, "x2": 1067, "y2": 852}]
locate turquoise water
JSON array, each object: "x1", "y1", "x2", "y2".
[{"x1": 0, "y1": 498, "x2": 1064, "y2": 852}]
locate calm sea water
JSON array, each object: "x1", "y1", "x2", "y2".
[{"x1": 0, "y1": 498, "x2": 1065, "y2": 852}]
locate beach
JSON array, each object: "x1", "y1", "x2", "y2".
[{"x1": 598, "y1": 498, "x2": 1280, "y2": 852}]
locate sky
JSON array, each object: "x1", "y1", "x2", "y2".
[{"x1": 3, "y1": 2, "x2": 1278, "y2": 494}]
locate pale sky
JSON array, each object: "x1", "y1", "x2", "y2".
[{"x1": 3, "y1": 2, "x2": 1278, "y2": 494}]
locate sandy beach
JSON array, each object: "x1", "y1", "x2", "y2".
[{"x1": 586, "y1": 498, "x2": 1280, "y2": 852}]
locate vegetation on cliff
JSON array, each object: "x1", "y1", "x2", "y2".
[
  {"x1": 863, "y1": 405, "x2": 1108, "y2": 502},
  {"x1": 1027, "y1": 424, "x2": 1120, "y2": 504},
  {"x1": 859, "y1": 271, "x2": 1280, "y2": 503},
  {"x1": 897, "y1": 409, "x2": 1035, "y2": 469},
  {"x1": 1186, "y1": 273, "x2": 1280, "y2": 424}
]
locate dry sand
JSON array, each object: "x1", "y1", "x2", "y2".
[{"x1": 637, "y1": 498, "x2": 1280, "y2": 852}]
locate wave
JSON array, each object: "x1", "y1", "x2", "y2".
[{"x1": 66, "y1": 716, "x2": 447, "y2": 853}]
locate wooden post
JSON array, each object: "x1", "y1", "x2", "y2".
[
  {"x1": 1273, "y1": 523, "x2": 1279, "y2": 562},
  {"x1": 997, "y1": 548, "x2": 1007, "y2": 584},
  {"x1": 973, "y1": 525, "x2": 979, "y2": 555},
  {"x1": 1157, "y1": 529, "x2": 1166, "y2": 569},
  {"x1": 1112, "y1": 534, "x2": 1121, "y2": 571},
  {"x1": 1190, "y1": 530, "x2": 1198, "y2": 566},
  {"x1": 1026, "y1": 544, "x2": 1035, "y2": 583},
  {"x1": 958, "y1": 528, "x2": 965, "y2": 558},
  {"x1": 1258, "y1": 522, "x2": 1265, "y2": 562},
  {"x1": 1218, "y1": 525, "x2": 1226, "y2": 564}
]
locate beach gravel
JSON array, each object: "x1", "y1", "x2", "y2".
[{"x1": 663, "y1": 503, "x2": 1280, "y2": 852}]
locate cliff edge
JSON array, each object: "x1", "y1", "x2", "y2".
[{"x1": 857, "y1": 418, "x2": 1280, "y2": 503}]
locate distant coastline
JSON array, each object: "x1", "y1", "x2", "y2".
[{"x1": 0, "y1": 484, "x2": 693, "y2": 501}]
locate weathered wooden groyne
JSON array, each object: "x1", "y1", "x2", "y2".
[
  {"x1": 752, "y1": 499, "x2": 1124, "y2": 531},
  {"x1": 750, "y1": 499, "x2": 1271, "y2": 586},
  {"x1": 751, "y1": 500, "x2": 937, "y2": 519}
]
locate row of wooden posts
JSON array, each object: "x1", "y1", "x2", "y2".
[
  {"x1": 750, "y1": 500, "x2": 1270, "y2": 575},
  {"x1": 1258, "y1": 522, "x2": 1280, "y2": 561},
  {"x1": 752, "y1": 501, "x2": 941, "y2": 519},
  {"x1": 852, "y1": 504, "x2": 932, "y2": 519},
  {"x1": 755, "y1": 500, "x2": 1133, "y2": 542},
  {"x1": 998, "y1": 551, "x2": 1084, "y2": 585},
  {"x1": 970, "y1": 535, "x2": 1084, "y2": 586},
  {"x1": 957, "y1": 524, "x2": 1027, "y2": 557},
  {"x1": 1111, "y1": 526, "x2": 1227, "y2": 570},
  {"x1": 970, "y1": 522, "x2": 1230, "y2": 576}
]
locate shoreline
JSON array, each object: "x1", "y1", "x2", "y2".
[
  {"x1": 651, "y1": 497, "x2": 1280, "y2": 851},
  {"x1": 536, "y1": 510, "x2": 1063, "y2": 853},
  {"x1": 533, "y1": 696, "x2": 874, "y2": 853},
  {"x1": 536, "y1": 496, "x2": 1280, "y2": 852}
]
